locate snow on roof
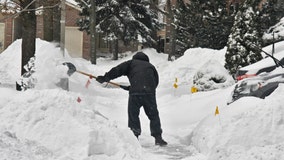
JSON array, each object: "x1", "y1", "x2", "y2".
[
  {"x1": 66, "y1": 0, "x2": 80, "y2": 10},
  {"x1": 66, "y1": 0, "x2": 78, "y2": 5}
]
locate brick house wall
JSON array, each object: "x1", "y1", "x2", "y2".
[
  {"x1": 0, "y1": 14, "x2": 5, "y2": 52},
  {"x1": 82, "y1": 32, "x2": 90, "y2": 59},
  {"x1": 3, "y1": 2, "x2": 163, "y2": 55},
  {"x1": 1, "y1": 15, "x2": 13, "y2": 49},
  {"x1": 5, "y1": 18, "x2": 13, "y2": 49},
  {"x1": 36, "y1": 15, "x2": 43, "y2": 38},
  {"x1": 1, "y1": 3, "x2": 89, "y2": 58},
  {"x1": 1, "y1": 2, "x2": 140, "y2": 58},
  {"x1": 36, "y1": 3, "x2": 84, "y2": 57}
]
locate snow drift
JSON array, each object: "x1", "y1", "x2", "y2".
[{"x1": 1, "y1": 38, "x2": 284, "y2": 160}]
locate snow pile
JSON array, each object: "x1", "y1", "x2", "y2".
[
  {"x1": 0, "y1": 39, "x2": 73, "y2": 89},
  {"x1": 190, "y1": 84, "x2": 284, "y2": 160},
  {"x1": 0, "y1": 39, "x2": 22, "y2": 84},
  {"x1": 0, "y1": 40, "x2": 143, "y2": 160},
  {"x1": 193, "y1": 59, "x2": 235, "y2": 91},
  {"x1": 0, "y1": 85, "x2": 142, "y2": 160},
  {"x1": 0, "y1": 131, "x2": 53, "y2": 160},
  {"x1": 1, "y1": 36, "x2": 284, "y2": 160},
  {"x1": 157, "y1": 47, "x2": 226, "y2": 88}
]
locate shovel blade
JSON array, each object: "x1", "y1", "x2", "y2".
[{"x1": 63, "y1": 62, "x2": 76, "y2": 76}]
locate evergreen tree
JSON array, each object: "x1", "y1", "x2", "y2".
[
  {"x1": 260, "y1": 0, "x2": 284, "y2": 31},
  {"x1": 174, "y1": 0, "x2": 191, "y2": 56},
  {"x1": 75, "y1": 0, "x2": 162, "y2": 57},
  {"x1": 182, "y1": 0, "x2": 203, "y2": 48},
  {"x1": 225, "y1": 0, "x2": 263, "y2": 75},
  {"x1": 260, "y1": 0, "x2": 284, "y2": 45},
  {"x1": 174, "y1": 0, "x2": 234, "y2": 51}
]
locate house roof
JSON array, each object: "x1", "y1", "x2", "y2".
[
  {"x1": 66, "y1": 0, "x2": 78, "y2": 5},
  {"x1": 66, "y1": 0, "x2": 81, "y2": 11}
]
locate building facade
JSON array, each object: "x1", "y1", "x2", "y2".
[{"x1": 0, "y1": 1, "x2": 139, "y2": 59}]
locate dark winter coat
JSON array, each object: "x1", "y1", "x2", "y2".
[{"x1": 104, "y1": 52, "x2": 159, "y2": 95}]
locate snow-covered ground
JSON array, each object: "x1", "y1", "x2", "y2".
[{"x1": 1, "y1": 38, "x2": 284, "y2": 160}]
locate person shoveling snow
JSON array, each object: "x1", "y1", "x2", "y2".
[{"x1": 96, "y1": 52, "x2": 168, "y2": 146}]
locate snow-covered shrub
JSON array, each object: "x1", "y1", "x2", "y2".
[
  {"x1": 193, "y1": 60, "x2": 235, "y2": 91},
  {"x1": 16, "y1": 57, "x2": 37, "y2": 90}
]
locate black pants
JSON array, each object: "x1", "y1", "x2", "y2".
[{"x1": 128, "y1": 94, "x2": 162, "y2": 137}]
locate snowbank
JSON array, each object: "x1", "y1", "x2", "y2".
[
  {"x1": 1, "y1": 38, "x2": 284, "y2": 160},
  {"x1": 193, "y1": 59, "x2": 235, "y2": 91},
  {"x1": 157, "y1": 47, "x2": 227, "y2": 88},
  {"x1": 0, "y1": 39, "x2": 143, "y2": 160},
  {"x1": 189, "y1": 85, "x2": 284, "y2": 160}
]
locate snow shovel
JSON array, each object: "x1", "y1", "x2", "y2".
[{"x1": 63, "y1": 62, "x2": 130, "y2": 90}]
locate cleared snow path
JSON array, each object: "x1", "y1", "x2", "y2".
[{"x1": 142, "y1": 141, "x2": 193, "y2": 160}]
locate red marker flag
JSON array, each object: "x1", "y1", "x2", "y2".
[
  {"x1": 77, "y1": 97, "x2": 82, "y2": 103},
  {"x1": 85, "y1": 79, "x2": 91, "y2": 88}
]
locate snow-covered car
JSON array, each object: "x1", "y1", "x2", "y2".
[
  {"x1": 235, "y1": 54, "x2": 284, "y2": 81},
  {"x1": 235, "y1": 42, "x2": 284, "y2": 81},
  {"x1": 228, "y1": 68, "x2": 284, "y2": 104}
]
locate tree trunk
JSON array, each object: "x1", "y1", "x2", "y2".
[
  {"x1": 60, "y1": 0, "x2": 66, "y2": 55},
  {"x1": 90, "y1": 0, "x2": 97, "y2": 64},
  {"x1": 43, "y1": 0, "x2": 53, "y2": 41},
  {"x1": 53, "y1": 0, "x2": 61, "y2": 42},
  {"x1": 166, "y1": 0, "x2": 176, "y2": 61},
  {"x1": 20, "y1": 0, "x2": 36, "y2": 75},
  {"x1": 13, "y1": 17, "x2": 22, "y2": 40},
  {"x1": 112, "y1": 39, "x2": 119, "y2": 60},
  {"x1": 170, "y1": 26, "x2": 177, "y2": 60},
  {"x1": 43, "y1": 0, "x2": 60, "y2": 42},
  {"x1": 149, "y1": 0, "x2": 159, "y2": 50}
]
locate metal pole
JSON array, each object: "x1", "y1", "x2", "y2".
[
  {"x1": 60, "y1": 0, "x2": 68, "y2": 91},
  {"x1": 272, "y1": 32, "x2": 275, "y2": 57},
  {"x1": 60, "y1": 0, "x2": 66, "y2": 57}
]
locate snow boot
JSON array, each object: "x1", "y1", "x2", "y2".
[
  {"x1": 135, "y1": 134, "x2": 139, "y2": 139},
  {"x1": 155, "y1": 136, "x2": 168, "y2": 146}
]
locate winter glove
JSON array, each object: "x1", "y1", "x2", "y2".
[
  {"x1": 120, "y1": 85, "x2": 130, "y2": 91},
  {"x1": 96, "y1": 76, "x2": 107, "y2": 84}
]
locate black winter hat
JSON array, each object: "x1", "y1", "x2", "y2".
[{"x1": 132, "y1": 52, "x2": 149, "y2": 62}]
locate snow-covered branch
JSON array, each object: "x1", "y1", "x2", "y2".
[{"x1": 0, "y1": 0, "x2": 60, "y2": 21}]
